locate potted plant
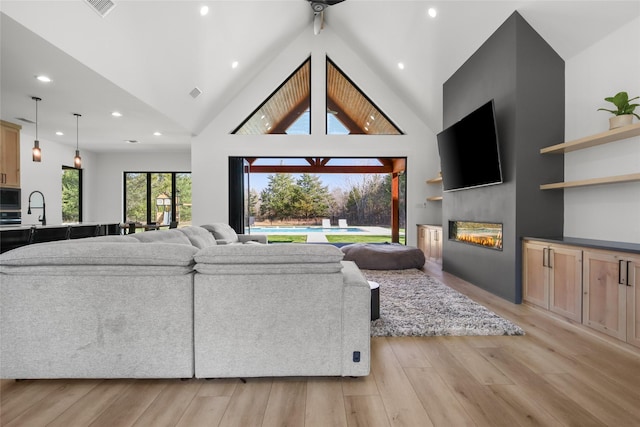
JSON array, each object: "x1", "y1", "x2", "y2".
[{"x1": 597, "y1": 91, "x2": 640, "y2": 129}]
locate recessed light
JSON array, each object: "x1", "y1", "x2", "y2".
[
  {"x1": 428, "y1": 8, "x2": 437, "y2": 18},
  {"x1": 125, "y1": 139, "x2": 139, "y2": 144},
  {"x1": 36, "y1": 75, "x2": 51, "y2": 83},
  {"x1": 153, "y1": 131, "x2": 162, "y2": 136},
  {"x1": 111, "y1": 111, "x2": 122, "y2": 117},
  {"x1": 55, "y1": 131, "x2": 64, "y2": 136},
  {"x1": 397, "y1": 62, "x2": 405, "y2": 70},
  {"x1": 200, "y1": 5, "x2": 209, "y2": 16},
  {"x1": 231, "y1": 61, "x2": 239, "y2": 69}
]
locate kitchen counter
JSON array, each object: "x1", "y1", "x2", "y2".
[{"x1": 0, "y1": 223, "x2": 121, "y2": 253}]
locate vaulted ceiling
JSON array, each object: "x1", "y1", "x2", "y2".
[{"x1": 1, "y1": 1, "x2": 638, "y2": 153}]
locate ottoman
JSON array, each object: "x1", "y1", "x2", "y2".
[{"x1": 341, "y1": 243, "x2": 425, "y2": 270}]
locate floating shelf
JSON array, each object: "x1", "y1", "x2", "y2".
[
  {"x1": 540, "y1": 173, "x2": 640, "y2": 190},
  {"x1": 540, "y1": 122, "x2": 640, "y2": 154},
  {"x1": 427, "y1": 196, "x2": 443, "y2": 201},
  {"x1": 426, "y1": 176, "x2": 443, "y2": 184}
]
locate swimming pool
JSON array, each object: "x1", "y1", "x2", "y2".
[{"x1": 246, "y1": 226, "x2": 364, "y2": 233}]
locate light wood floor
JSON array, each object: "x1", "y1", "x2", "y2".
[{"x1": 2, "y1": 261, "x2": 640, "y2": 427}]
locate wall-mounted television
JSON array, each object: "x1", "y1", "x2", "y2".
[{"x1": 437, "y1": 100, "x2": 503, "y2": 192}]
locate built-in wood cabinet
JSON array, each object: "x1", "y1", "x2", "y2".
[
  {"x1": 523, "y1": 240, "x2": 583, "y2": 322},
  {"x1": 418, "y1": 225, "x2": 442, "y2": 265},
  {"x1": 523, "y1": 238, "x2": 640, "y2": 349},
  {"x1": 0, "y1": 120, "x2": 21, "y2": 188},
  {"x1": 583, "y1": 249, "x2": 640, "y2": 345}
]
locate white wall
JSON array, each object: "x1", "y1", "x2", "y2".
[
  {"x1": 88, "y1": 151, "x2": 191, "y2": 223},
  {"x1": 19, "y1": 130, "x2": 97, "y2": 225},
  {"x1": 18, "y1": 129, "x2": 190, "y2": 225},
  {"x1": 190, "y1": 26, "x2": 441, "y2": 246},
  {"x1": 564, "y1": 17, "x2": 640, "y2": 243}
]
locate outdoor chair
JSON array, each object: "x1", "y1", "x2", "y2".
[
  {"x1": 322, "y1": 219, "x2": 331, "y2": 228},
  {"x1": 339, "y1": 219, "x2": 348, "y2": 228}
]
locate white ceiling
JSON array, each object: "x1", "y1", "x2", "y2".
[{"x1": 1, "y1": 1, "x2": 639, "y2": 153}]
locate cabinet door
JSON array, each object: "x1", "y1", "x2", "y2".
[
  {"x1": 429, "y1": 227, "x2": 442, "y2": 263},
  {"x1": 0, "y1": 122, "x2": 21, "y2": 188},
  {"x1": 583, "y1": 250, "x2": 627, "y2": 340},
  {"x1": 522, "y1": 242, "x2": 549, "y2": 309},
  {"x1": 626, "y1": 256, "x2": 640, "y2": 348},
  {"x1": 432, "y1": 227, "x2": 442, "y2": 264},
  {"x1": 417, "y1": 226, "x2": 428, "y2": 257},
  {"x1": 549, "y1": 246, "x2": 583, "y2": 322}
]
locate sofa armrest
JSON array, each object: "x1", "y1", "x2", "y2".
[{"x1": 237, "y1": 234, "x2": 268, "y2": 244}]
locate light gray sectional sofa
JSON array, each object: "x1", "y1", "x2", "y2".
[{"x1": 0, "y1": 225, "x2": 370, "y2": 379}]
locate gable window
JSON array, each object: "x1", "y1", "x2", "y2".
[
  {"x1": 233, "y1": 58, "x2": 311, "y2": 135},
  {"x1": 326, "y1": 57, "x2": 403, "y2": 135},
  {"x1": 232, "y1": 55, "x2": 403, "y2": 135}
]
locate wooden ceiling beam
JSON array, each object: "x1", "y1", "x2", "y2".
[{"x1": 248, "y1": 165, "x2": 395, "y2": 174}]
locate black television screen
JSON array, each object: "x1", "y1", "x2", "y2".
[{"x1": 437, "y1": 100, "x2": 502, "y2": 192}]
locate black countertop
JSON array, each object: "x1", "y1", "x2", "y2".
[{"x1": 523, "y1": 236, "x2": 640, "y2": 255}]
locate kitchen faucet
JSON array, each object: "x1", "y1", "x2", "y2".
[{"x1": 27, "y1": 190, "x2": 46, "y2": 226}]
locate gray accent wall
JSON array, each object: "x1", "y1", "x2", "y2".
[{"x1": 441, "y1": 12, "x2": 564, "y2": 303}]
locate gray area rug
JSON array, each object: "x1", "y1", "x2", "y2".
[{"x1": 363, "y1": 269, "x2": 525, "y2": 337}]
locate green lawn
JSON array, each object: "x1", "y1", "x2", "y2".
[
  {"x1": 265, "y1": 235, "x2": 308, "y2": 243},
  {"x1": 326, "y1": 235, "x2": 406, "y2": 244},
  {"x1": 264, "y1": 234, "x2": 406, "y2": 244}
]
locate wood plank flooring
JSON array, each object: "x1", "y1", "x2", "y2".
[{"x1": 2, "y1": 261, "x2": 639, "y2": 426}]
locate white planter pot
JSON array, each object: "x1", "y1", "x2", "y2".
[{"x1": 609, "y1": 114, "x2": 633, "y2": 130}]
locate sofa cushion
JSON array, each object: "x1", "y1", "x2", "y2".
[
  {"x1": 177, "y1": 226, "x2": 217, "y2": 249},
  {"x1": 194, "y1": 243, "x2": 344, "y2": 265},
  {"x1": 0, "y1": 241, "x2": 197, "y2": 268},
  {"x1": 200, "y1": 223, "x2": 238, "y2": 244},
  {"x1": 129, "y1": 229, "x2": 192, "y2": 245}
]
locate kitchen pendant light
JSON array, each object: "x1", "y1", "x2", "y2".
[
  {"x1": 32, "y1": 97, "x2": 42, "y2": 162},
  {"x1": 73, "y1": 113, "x2": 82, "y2": 168}
]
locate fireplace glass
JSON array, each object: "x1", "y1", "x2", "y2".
[{"x1": 449, "y1": 221, "x2": 503, "y2": 250}]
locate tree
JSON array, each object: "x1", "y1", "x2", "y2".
[
  {"x1": 259, "y1": 173, "x2": 297, "y2": 221},
  {"x1": 293, "y1": 174, "x2": 331, "y2": 220},
  {"x1": 61, "y1": 168, "x2": 79, "y2": 222}
]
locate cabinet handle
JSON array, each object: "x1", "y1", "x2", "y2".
[
  {"x1": 542, "y1": 248, "x2": 547, "y2": 267},
  {"x1": 626, "y1": 261, "x2": 631, "y2": 287},
  {"x1": 618, "y1": 260, "x2": 627, "y2": 285},
  {"x1": 548, "y1": 249, "x2": 553, "y2": 269}
]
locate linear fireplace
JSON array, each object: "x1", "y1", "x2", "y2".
[{"x1": 449, "y1": 221, "x2": 503, "y2": 250}]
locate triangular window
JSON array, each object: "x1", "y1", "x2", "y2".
[
  {"x1": 326, "y1": 57, "x2": 403, "y2": 135},
  {"x1": 232, "y1": 56, "x2": 403, "y2": 135},
  {"x1": 233, "y1": 58, "x2": 311, "y2": 135}
]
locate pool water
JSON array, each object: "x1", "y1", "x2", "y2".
[{"x1": 247, "y1": 226, "x2": 364, "y2": 233}]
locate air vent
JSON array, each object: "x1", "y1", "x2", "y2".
[
  {"x1": 16, "y1": 117, "x2": 35, "y2": 124},
  {"x1": 84, "y1": 0, "x2": 116, "y2": 17},
  {"x1": 189, "y1": 87, "x2": 202, "y2": 99}
]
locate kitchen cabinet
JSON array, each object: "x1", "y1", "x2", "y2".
[
  {"x1": 0, "y1": 120, "x2": 21, "y2": 188},
  {"x1": 583, "y1": 249, "x2": 640, "y2": 346},
  {"x1": 418, "y1": 225, "x2": 442, "y2": 265},
  {"x1": 523, "y1": 240, "x2": 582, "y2": 322}
]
